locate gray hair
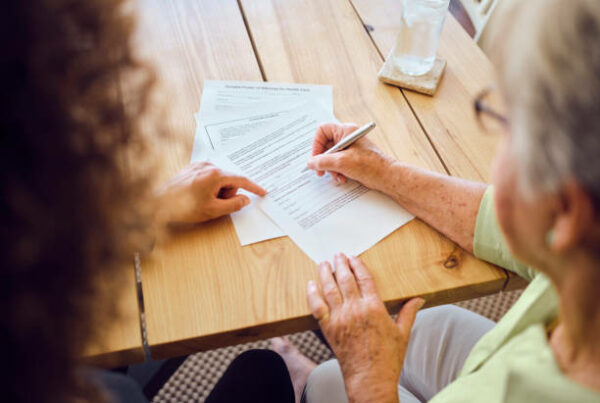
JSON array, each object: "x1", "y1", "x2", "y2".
[{"x1": 493, "y1": 0, "x2": 600, "y2": 205}]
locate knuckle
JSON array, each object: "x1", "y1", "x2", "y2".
[
  {"x1": 323, "y1": 286, "x2": 339, "y2": 300},
  {"x1": 312, "y1": 304, "x2": 328, "y2": 318},
  {"x1": 206, "y1": 166, "x2": 220, "y2": 178},
  {"x1": 355, "y1": 273, "x2": 371, "y2": 284},
  {"x1": 336, "y1": 271, "x2": 351, "y2": 284},
  {"x1": 204, "y1": 208, "x2": 218, "y2": 219},
  {"x1": 336, "y1": 154, "x2": 349, "y2": 168},
  {"x1": 365, "y1": 299, "x2": 382, "y2": 313}
]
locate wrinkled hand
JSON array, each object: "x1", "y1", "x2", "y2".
[
  {"x1": 307, "y1": 253, "x2": 425, "y2": 403},
  {"x1": 307, "y1": 123, "x2": 396, "y2": 193},
  {"x1": 156, "y1": 162, "x2": 266, "y2": 224}
]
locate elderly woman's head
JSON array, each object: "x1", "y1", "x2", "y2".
[{"x1": 490, "y1": 0, "x2": 600, "y2": 272}]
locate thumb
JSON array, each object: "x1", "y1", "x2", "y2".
[
  {"x1": 307, "y1": 154, "x2": 343, "y2": 173},
  {"x1": 395, "y1": 298, "x2": 426, "y2": 336},
  {"x1": 212, "y1": 194, "x2": 251, "y2": 216}
]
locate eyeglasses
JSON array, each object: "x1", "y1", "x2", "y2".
[{"x1": 474, "y1": 87, "x2": 509, "y2": 134}]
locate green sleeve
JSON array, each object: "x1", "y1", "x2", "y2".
[{"x1": 473, "y1": 186, "x2": 537, "y2": 282}]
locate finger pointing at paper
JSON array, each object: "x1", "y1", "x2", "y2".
[
  {"x1": 156, "y1": 162, "x2": 267, "y2": 224},
  {"x1": 307, "y1": 122, "x2": 397, "y2": 192}
]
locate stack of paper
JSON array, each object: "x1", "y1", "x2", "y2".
[{"x1": 191, "y1": 80, "x2": 414, "y2": 263}]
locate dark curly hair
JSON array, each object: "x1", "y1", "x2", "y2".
[{"x1": 1, "y1": 0, "x2": 157, "y2": 401}]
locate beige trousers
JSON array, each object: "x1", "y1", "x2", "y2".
[{"x1": 304, "y1": 305, "x2": 495, "y2": 403}]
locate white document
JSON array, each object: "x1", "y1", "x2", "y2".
[
  {"x1": 191, "y1": 101, "x2": 309, "y2": 161},
  {"x1": 197, "y1": 80, "x2": 334, "y2": 118},
  {"x1": 191, "y1": 81, "x2": 334, "y2": 161},
  {"x1": 192, "y1": 104, "x2": 314, "y2": 246},
  {"x1": 190, "y1": 81, "x2": 335, "y2": 246},
  {"x1": 191, "y1": 106, "x2": 288, "y2": 245},
  {"x1": 191, "y1": 103, "x2": 327, "y2": 246},
  {"x1": 219, "y1": 105, "x2": 414, "y2": 263}
]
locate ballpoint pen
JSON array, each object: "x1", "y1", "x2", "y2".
[{"x1": 322, "y1": 121, "x2": 376, "y2": 155}]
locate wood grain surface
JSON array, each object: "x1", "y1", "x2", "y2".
[
  {"x1": 351, "y1": 0, "x2": 501, "y2": 181},
  {"x1": 82, "y1": 263, "x2": 143, "y2": 368},
  {"x1": 133, "y1": 0, "x2": 508, "y2": 360}
]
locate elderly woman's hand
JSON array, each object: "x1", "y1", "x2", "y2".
[
  {"x1": 156, "y1": 162, "x2": 266, "y2": 224},
  {"x1": 307, "y1": 123, "x2": 397, "y2": 193},
  {"x1": 307, "y1": 253, "x2": 425, "y2": 403}
]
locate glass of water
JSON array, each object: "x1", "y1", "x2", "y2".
[{"x1": 393, "y1": 0, "x2": 450, "y2": 76}]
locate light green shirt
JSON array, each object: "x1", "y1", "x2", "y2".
[{"x1": 429, "y1": 187, "x2": 600, "y2": 402}]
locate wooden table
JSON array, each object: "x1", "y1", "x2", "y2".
[
  {"x1": 83, "y1": 262, "x2": 144, "y2": 367},
  {"x1": 88, "y1": 0, "x2": 512, "y2": 364}
]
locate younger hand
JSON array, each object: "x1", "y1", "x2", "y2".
[
  {"x1": 307, "y1": 123, "x2": 396, "y2": 193},
  {"x1": 156, "y1": 162, "x2": 266, "y2": 224},
  {"x1": 307, "y1": 253, "x2": 425, "y2": 403}
]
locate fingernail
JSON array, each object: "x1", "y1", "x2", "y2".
[
  {"x1": 417, "y1": 298, "x2": 426, "y2": 308},
  {"x1": 321, "y1": 261, "x2": 335, "y2": 273}
]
